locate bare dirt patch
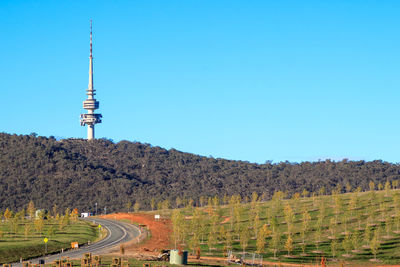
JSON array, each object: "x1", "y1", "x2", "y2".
[
  {"x1": 100, "y1": 213, "x2": 172, "y2": 255},
  {"x1": 221, "y1": 216, "x2": 230, "y2": 224}
]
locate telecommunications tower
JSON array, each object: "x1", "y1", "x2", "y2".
[{"x1": 80, "y1": 20, "x2": 102, "y2": 140}]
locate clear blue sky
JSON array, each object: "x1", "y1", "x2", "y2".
[{"x1": 1, "y1": 0, "x2": 400, "y2": 164}]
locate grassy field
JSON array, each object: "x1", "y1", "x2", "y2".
[
  {"x1": 167, "y1": 187, "x2": 400, "y2": 265},
  {"x1": 0, "y1": 218, "x2": 99, "y2": 264}
]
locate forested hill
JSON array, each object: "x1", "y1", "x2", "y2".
[{"x1": 1, "y1": 132, "x2": 400, "y2": 213}]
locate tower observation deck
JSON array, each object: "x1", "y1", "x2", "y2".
[{"x1": 80, "y1": 20, "x2": 102, "y2": 140}]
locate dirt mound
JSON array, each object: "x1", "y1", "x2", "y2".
[
  {"x1": 221, "y1": 216, "x2": 230, "y2": 224},
  {"x1": 100, "y1": 213, "x2": 171, "y2": 255}
]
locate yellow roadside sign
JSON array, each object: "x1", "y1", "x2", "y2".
[
  {"x1": 44, "y1": 237, "x2": 48, "y2": 243},
  {"x1": 98, "y1": 224, "x2": 102, "y2": 228}
]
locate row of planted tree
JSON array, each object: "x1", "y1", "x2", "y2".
[
  {"x1": 170, "y1": 181, "x2": 400, "y2": 263},
  {"x1": 145, "y1": 180, "x2": 400, "y2": 212},
  {"x1": 0, "y1": 201, "x2": 79, "y2": 239}
]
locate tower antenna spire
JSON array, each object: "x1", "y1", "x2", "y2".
[
  {"x1": 90, "y1": 20, "x2": 93, "y2": 58},
  {"x1": 80, "y1": 20, "x2": 102, "y2": 140}
]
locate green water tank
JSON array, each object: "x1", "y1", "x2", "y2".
[{"x1": 169, "y1": 249, "x2": 188, "y2": 265}]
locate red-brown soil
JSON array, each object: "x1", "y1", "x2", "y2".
[
  {"x1": 100, "y1": 213, "x2": 171, "y2": 255},
  {"x1": 221, "y1": 216, "x2": 230, "y2": 224}
]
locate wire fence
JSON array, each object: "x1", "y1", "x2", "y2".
[{"x1": 227, "y1": 250, "x2": 263, "y2": 266}]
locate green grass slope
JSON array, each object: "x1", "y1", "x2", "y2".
[
  {"x1": 168, "y1": 188, "x2": 400, "y2": 265},
  {"x1": 0, "y1": 218, "x2": 99, "y2": 264}
]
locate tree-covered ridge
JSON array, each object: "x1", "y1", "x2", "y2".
[{"x1": 0, "y1": 132, "x2": 400, "y2": 212}]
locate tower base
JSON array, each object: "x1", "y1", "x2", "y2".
[{"x1": 88, "y1": 125, "x2": 94, "y2": 140}]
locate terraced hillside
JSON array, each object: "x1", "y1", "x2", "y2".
[{"x1": 169, "y1": 187, "x2": 400, "y2": 265}]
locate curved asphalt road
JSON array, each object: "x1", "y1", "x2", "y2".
[{"x1": 13, "y1": 217, "x2": 141, "y2": 266}]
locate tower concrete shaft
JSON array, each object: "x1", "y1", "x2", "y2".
[{"x1": 80, "y1": 20, "x2": 102, "y2": 140}]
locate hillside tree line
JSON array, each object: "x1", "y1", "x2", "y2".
[{"x1": 1, "y1": 132, "x2": 400, "y2": 212}]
